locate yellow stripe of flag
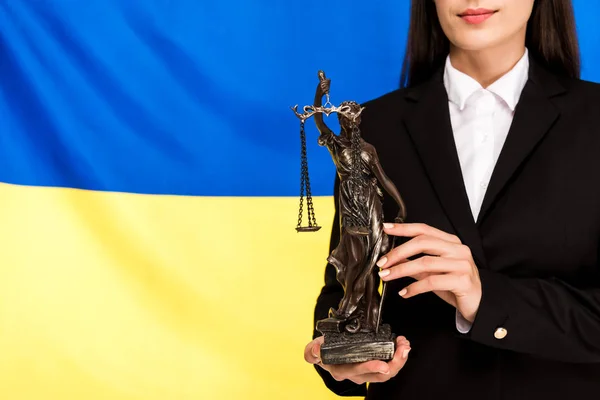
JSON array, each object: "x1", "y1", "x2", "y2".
[{"x1": 0, "y1": 182, "x2": 338, "y2": 399}]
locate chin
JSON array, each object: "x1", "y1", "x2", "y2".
[{"x1": 450, "y1": 34, "x2": 504, "y2": 52}]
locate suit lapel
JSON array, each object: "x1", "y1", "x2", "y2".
[
  {"x1": 476, "y1": 59, "x2": 566, "y2": 225},
  {"x1": 403, "y1": 74, "x2": 487, "y2": 268}
]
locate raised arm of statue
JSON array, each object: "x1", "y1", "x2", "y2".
[{"x1": 314, "y1": 71, "x2": 335, "y2": 139}]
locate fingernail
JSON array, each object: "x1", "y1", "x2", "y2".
[
  {"x1": 399, "y1": 288, "x2": 407, "y2": 297},
  {"x1": 378, "y1": 269, "x2": 390, "y2": 278},
  {"x1": 379, "y1": 369, "x2": 390, "y2": 374},
  {"x1": 376, "y1": 257, "x2": 387, "y2": 267},
  {"x1": 383, "y1": 223, "x2": 394, "y2": 229},
  {"x1": 402, "y1": 348, "x2": 411, "y2": 359}
]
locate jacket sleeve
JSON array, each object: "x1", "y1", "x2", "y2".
[
  {"x1": 465, "y1": 267, "x2": 600, "y2": 362},
  {"x1": 312, "y1": 174, "x2": 367, "y2": 397}
]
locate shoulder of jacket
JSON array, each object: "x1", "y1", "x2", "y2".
[
  {"x1": 359, "y1": 88, "x2": 409, "y2": 122},
  {"x1": 361, "y1": 88, "x2": 408, "y2": 109},
  {"x1": 560, "y1": 76, "x2": 600, "y2": 100}
]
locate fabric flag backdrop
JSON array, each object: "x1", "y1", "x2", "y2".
[{"x1": 0, "y1": 1, "x2": 599, "y2": 399}]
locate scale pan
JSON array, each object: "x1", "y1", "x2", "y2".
[{"x1": 296, "y1": 226, "x2": 322, "y2": 232}]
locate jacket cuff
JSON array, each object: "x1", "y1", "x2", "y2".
[{"x1": 468, "y1": 269, "x2": 511, "y2": 345}]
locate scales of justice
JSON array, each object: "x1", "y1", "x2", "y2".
[{"x1": 291, "y1": 71, "x2": 407, "y2": 364}]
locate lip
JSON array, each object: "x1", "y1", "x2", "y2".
[{"x1": 458, "y1": 8, "x2": 497, "y2": 24}]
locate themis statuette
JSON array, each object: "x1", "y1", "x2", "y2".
[{"x1": 291, "y1": 71, "x2": 407, "y2": 364}]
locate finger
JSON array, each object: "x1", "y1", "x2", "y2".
[
  {"x1": 383, "y1": 223, "x2": 462, "y2": 244},
  {"x1": 328, "y1": 359, "x2": 390, "y2": 381},
  {"x1": 378, "y1": 235, "x2": 461, "y2": 268},
  {"x1": 387, "y1": 337, "x2": 412, "y2": 375},
  {"x1": 349, "y1": 372, "x2": 394, "y2": 384},
  {"x1": 399, "y1": 274, "x2": 465, "y2": 299},
  {"x1": 379, "y1": 256, "x2": 470, "y2": 282},
  {"x1": 304, "y1": 337, "x2": 324, "y2": 364}
]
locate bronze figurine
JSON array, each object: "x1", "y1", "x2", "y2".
[{"x1": 292, "y1": 71, "x2": 407, "y2": 364}]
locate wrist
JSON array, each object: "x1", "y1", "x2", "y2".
[{"x1": 460, "y1": 290, "x2": 482, "y2": 323}]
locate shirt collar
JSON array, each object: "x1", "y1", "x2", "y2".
[{"x1": 443, "y1": 48, "x2": 529, "y2": 111}]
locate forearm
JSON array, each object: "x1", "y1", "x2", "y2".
[
  {"x1": 376, "y1": 169, "x2": 406, "y2": 219},
  {"x1": 365, "y1": 147, "x2": 405, "y2": 218},
  {"x1": 465, "y1": 269, "x2": 600, "y2": 363},
  {"x1": 386, "y1": 184, "x2": 407, "y2": 220},
  {"x1": 312, "y1": 84, "x2": 329, "y2": 133}
]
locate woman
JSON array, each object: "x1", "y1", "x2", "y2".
[{"x1": 304, "y1": 0, "x2": 600, "y2": 398}]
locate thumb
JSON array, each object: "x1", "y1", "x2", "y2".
[
  {"x1": 304, "y1": 336, "x2": 324, "y2": 364},
  {"x1": 387, "y1": 336, "x2": 411, "y2": 375}
]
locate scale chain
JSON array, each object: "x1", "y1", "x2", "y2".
[{"x1": 297, "y1": 120, "x2": 307, "y2": 230}]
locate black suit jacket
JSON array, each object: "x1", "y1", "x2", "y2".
[{"x1": 313, "y1": 56, "x2": 600, "y2": 399}]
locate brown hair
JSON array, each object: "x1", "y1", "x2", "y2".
[{"x1": 400, "y1": 0, "x2": 580, "y2": 88}]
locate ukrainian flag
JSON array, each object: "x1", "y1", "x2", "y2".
[{"x1": 0, "y1": 2, "x2": 598, "y2": 399}]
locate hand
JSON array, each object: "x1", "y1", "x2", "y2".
[
  {"x1": 304, "y1": 336, "x2": 411, "y2": 385},
  {"x1": 377, "y1": 223, "x2": 482, "y2": 323},
  {"x1": 317, "y1": 70, "x2": 331, "y2": 96},
  {"x1": 320, "y1": 80, "x2": 331, "y2": 95}
]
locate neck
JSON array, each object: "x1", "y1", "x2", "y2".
[{"x1": 449, "y1": 37, "x2": 526, "y2": 88}]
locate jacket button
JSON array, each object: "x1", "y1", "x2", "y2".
[{"x1": 494, "y1": 327, "x2": 508, "y2": 339}]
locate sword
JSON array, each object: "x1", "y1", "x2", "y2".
[{"x1": 375, "y1": 233, "x2": 397, "y2": 334}]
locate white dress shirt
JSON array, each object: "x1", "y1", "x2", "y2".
[{"x1": 443, "y1": 48, "x2": 530, "y2": 333}]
